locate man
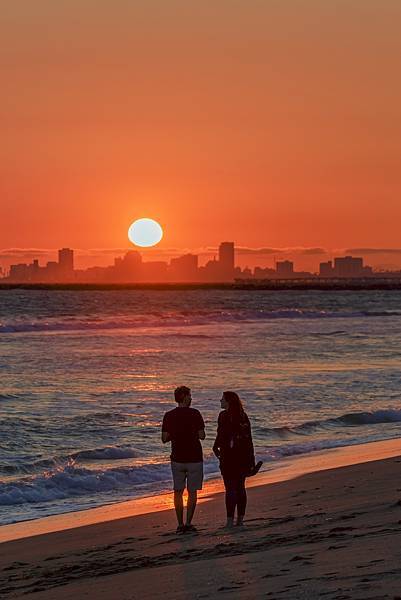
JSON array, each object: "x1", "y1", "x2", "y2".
[{"x1": 162, "y1": 386, "x2": 205, "y2": 533}]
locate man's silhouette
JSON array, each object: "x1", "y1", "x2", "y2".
[{"x1": 162, "y1": 386, "x2": 205, "y2": 533}]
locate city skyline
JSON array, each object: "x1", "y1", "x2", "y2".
[
  {"x1": 3, "y1": 242, "x2": 401, "y2": 285},
  {"x1": 1, "y1": 244, "x2": 401, "y2": 276}
]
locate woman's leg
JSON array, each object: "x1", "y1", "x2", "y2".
[
  {"x1": 223, "y1": 476, "x2": 237, "y2": 526},
  {"x1": 236, "y1": 476, "x2": 247, "y2": 524}
]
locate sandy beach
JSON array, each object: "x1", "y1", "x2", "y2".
[{"x1": 2, "y1": 439, "x2": 401, "y2": 599}]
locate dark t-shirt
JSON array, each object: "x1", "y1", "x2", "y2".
[{"x1": 162, "y1": 407, "x2": 205, "y2": 463}]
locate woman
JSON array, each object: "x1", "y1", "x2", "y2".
[{"x1": 213, "y1": 391, "x2": 260, "y2": 527}]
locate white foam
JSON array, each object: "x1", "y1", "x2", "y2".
[{"x1": 1, "y1": 308, "x2": 399, "y2": 334}]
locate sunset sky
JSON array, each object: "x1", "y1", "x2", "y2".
[{"x1": 1, "y1": 1, "x2": 401, "y2": 270}]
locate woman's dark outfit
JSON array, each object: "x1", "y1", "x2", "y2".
[{"x1": 213, "y1": 410, "x2": 255, "y2": 519}]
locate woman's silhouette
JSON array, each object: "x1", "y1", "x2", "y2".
[{"x1": 213, "y1": 391, "x2": 261, "y2": 527}]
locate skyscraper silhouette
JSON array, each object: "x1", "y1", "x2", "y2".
[
  {"x1": 58, "y1": 248, "x2": 74, "y2": 280},
  {"x1": 218, "y1": 242, "x2": 235, "y2": 281}
]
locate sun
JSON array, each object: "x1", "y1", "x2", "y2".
[{"x1": 128, "y1": 218, "x2": 163, "y2": 248}]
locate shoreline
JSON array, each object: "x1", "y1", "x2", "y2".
[
  {"x1": 2, "y1": 440, "x2": 401, "y2": 598},
  {"x1": 3, "y1": 436, "x2": 401, "y2": 544}
]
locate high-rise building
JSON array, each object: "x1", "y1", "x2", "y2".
[
  {"x1": 58, "y1": 248, "x2": 74, "y2": 279},
  {"x1": 219, "y1": 242, "x2": 235, "y2": 269},
  {"x1": 218, "y1": 242, "x2": 235, "y2": 281}
]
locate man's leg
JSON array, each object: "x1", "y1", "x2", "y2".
[
  {"x1": 185, "y1": 463, "x2": 203, "y2": 528},
  {"x1": 174, "y1": 490, "x2": 184, "y2": 526},
  {"x1": 171, "y1": 462, "x2": 186, "y2": 529},
  {"x1": 186, "y1": 490, "x2": 197, "y2": 525}
]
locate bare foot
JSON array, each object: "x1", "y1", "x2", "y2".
[{"x1": 223, "y1": 518, "x2": 235, "y2": 529}]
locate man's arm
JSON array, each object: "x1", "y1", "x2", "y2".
[
  {"x1": 197, "y1": 411, "x2": 206, "y2": 441},
  {"x1": 161, "y1": 413, "x2": 171, "y2": 444},
  {"x1": 161, "y1": 431, "x2": 171, "y2": 443}
]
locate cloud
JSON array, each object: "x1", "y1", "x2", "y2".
[
  {"x1": 344, "y1": 248, "x2": 401, "y2": 255},
  {"x1": 0, "y1": 248, "x2": 54, "y2": 260},
  {"x1": 300, "y1": 247, "x2": 327, "y2": 255},
  {"x1": 235, "y1": 247, "x2": 284, "y2": 255},
  {"x1": 235, "y1": 246, "x2": 327, "y2": 256}
]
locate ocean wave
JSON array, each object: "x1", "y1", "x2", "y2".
[
  {"x1": 2, "y1": 427, "x2": 397, "y2": 508},
  {"x1": 0, "y1": 459, "x2": 219, "y2": 507},
  {"x1": 260, "y1": 435, "x2": 379, "y2": 461},
  {"x1": 72, "y1": 446, "x2": 138, "y2": 460},
  {"x1": 0, "y1": 393, "x2": 23, "y2": 401},
  {"x1": 0, "y1": 445, "x2": 140, "y2": 476},
  {"x1": 0, "y1": 463, "x2": 170, "y2": 506},
  {"x1": 70, "y1": 411, "x2": 130, "y2": 423},
  {"x1": 1, "y1": 308, "x2": 399, "y2": 334},
  {"x1": 261, "y1": 409, "x2": 401, "y2": 438}
]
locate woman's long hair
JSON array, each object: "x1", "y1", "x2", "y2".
[{"x1": 223, "y1": 391, "x2": 245, "y2": 423}]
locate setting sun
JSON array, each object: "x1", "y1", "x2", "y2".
[{"x1": 128, "y1": 218, "x2": 163, "y2": 248}]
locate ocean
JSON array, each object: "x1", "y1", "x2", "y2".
[{"x1": 0, "y1": 289, "x2": 400, "y2": 525}]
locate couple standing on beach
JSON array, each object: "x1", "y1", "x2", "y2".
[{"x1": 162, "y1": 386, "x2": 262, "y2": 533}]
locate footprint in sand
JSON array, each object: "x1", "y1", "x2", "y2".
[
  {"x1": 217, "y1": 583, "x2": 245, "y2": 592},
  {"x1": 2, "y1": 561, "x2": 29, "y2": 571},
  {"x1": 329, "y1": 526, "x2": 355, "y2": 533},
  {"x1": 289, "y1": 555, "x2": 312, "y2": 562}
]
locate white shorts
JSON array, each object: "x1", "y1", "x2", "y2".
[{"x1": 171, "y1": 461, "x2": 204, "y2": 492}]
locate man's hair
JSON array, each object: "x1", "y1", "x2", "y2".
[{"x1": 174, "y1": 386, "x2": 191, "y2": 403}]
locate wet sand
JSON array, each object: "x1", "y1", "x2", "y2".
[{"x1": 2, "y1": 439, "x2": 401, "y2": 599}]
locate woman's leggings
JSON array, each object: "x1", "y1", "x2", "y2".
[{"x1": 223, "y1": 475, "x2": 247, "y2": 518}]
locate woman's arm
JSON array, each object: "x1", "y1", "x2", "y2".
[
  {"x1": 246, "y1": 413, "x2": 256, "y2": 466},
  {"x1": 213, "y1": 412, "x2": 225, "y2": 458}
]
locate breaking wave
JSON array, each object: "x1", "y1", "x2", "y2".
[
  {"x1": 1, "y1": 408, "x2": 401, "y2": 509},
  {"x1": 0, "y1": 460, "x2": 218, "y2": 508},
  {"x1": 1, "y1": 308, "x2": 399, "y2": 334},
  {"x1": 261, "y1": 409, "x2": 401, "y2": 438}
]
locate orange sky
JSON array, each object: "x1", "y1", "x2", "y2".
[{"x1": 1, "y1": 1, "x2": 401, "y2": 270}]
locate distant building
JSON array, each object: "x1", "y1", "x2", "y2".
[
  {"x1": 170, "y1": 254, "x2": 199, "y2": 282},
  {"x1": 199, "y1": 258, "x2": 221, "y2": 282},
  {"x1": 143, "y1": 261, "x2": 168, "y2": 282},
  {"x1": 253, "y1": 267, "x2": 276, "y2": 279},
  {"x1": 45, "y1": 261, "x2": 60, "y2": 281},
  {"x1": 219, "y1": 242, "x2": 234, "y2": 268},
  {"x1": 218, "y1": 242, "x2": 235, "y2": 281},
  {"x1": 112, "y1": 251, "x2": 143, "y2": 281},
  {"x1": 58, "y1": 248, "x2": 74, "y2": 280},
  {"x1": 9, "y1": 263, "x2": 32, "y2": 281},
  {"x1": 276, "y1": 260, "x2": 294, "y2": 277},
  {"x1": 334, "y1": 256, "x2": 363, "y2": 277},
  {"x1": 319, "y1": 260, "x2": 334, "y2": 277}
]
